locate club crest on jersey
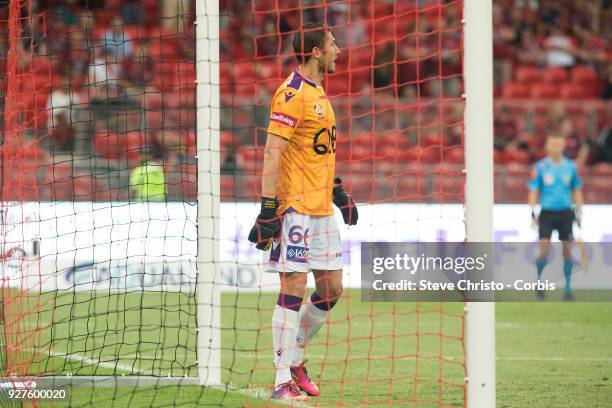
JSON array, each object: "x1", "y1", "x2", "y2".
[
  {"x1": 314, "y1": 103, "x2": 325, "y2": 120},
  {"x1": 284, "y1": 90, "x2": 296, "y2": 102},
  {"x1": 270, "y1": 112, "x2": 298, "y2": 128}
]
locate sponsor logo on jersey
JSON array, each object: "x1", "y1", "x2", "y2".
[
  {"x1": 314, "y1": 103, "x2": 325, "y2": 120},
  {"x1": 544, "y1": 173, "x2": 554, "y2": 185},
  {"x1": 276, "y1": 348, "x2": 283, "y2": 357},
  {"x1": 286, "y1": 245, "x2": 308, "y2": 263},
  {"x1": 270, "y1": 112, "x2": 298, "y2": 128},
  {"x1": 284, "y1": 90, "x2": 296, "y2": 102}
]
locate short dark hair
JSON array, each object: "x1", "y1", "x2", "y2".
[{"x1": 293, "y1": 22, "x2": 327, "y2": 64}]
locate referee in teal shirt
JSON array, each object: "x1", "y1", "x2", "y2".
[{"x1": 528, "y1": 134, "x2": 584, "y2": 300}]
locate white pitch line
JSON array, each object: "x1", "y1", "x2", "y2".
[{"x1": 45, "y1": 349, "x2": 149, "y2": 374}]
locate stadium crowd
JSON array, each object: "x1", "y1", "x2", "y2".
[{"x1": 0, "y1": 0, "x2": 610, "y2": 202}]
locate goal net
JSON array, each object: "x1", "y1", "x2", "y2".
[
  {"x1": 0, "y1": 0, "x2": 475, "y2": 406},
  {"x1": 1, "y1": 0, "x2": 199, "y2": 401}
]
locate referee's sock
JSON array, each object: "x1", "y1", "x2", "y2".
[
  {"x1": 536, "y1": 258, "x2": 546, "y2": 280},
  {"x1": 563, "y1": 259, "x2": 572, "y2": 293}
]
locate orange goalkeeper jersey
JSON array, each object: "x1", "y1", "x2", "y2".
[{"x1": 267, "y1": 69, "x2": 337, "y2": 216}]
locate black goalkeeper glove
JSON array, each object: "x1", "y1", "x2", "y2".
[
  {"x1": 248, "y1": 197, "x2": 281, "y2": 250},
  {"x1": 333, "y1": 177, "x2": 358, "y2": 226}
]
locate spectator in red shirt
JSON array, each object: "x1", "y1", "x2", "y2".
[
  {"x1": 516, "y1": 28, "x2": 545, "y2": 66},
  {"x1": 47, "y1": 74, "x2": 80, "y2": 152},
  {"x1": 255, "y1": 18, "x2": 282, "y2": 58},
  {"x1": 493, "y1": 3, "x2": 518, "y2": 85},
  {"x1": 122, "y1": 39, "x2": 155, "y2": 86},
  {"x1": 576, "y1": 30, "x2": 608, "y2": 69},
  {"x1": 494, "y1": 106, "x2": 520, "y2": 150},
  {"x1": 66, "y1": 30, "x2": 90, "y2": 78}
]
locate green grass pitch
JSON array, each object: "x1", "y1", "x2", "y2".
[{"x1": 2, "y1": 291, "x2": 610, "y2": 407}]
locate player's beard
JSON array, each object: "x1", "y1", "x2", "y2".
[{"x1": 319, "y1": 56, "x2": 336, "y2": 75}]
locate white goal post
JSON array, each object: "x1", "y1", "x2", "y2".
[
  {"x1": 464, "y1": 1, "x2": 496, "y2": 408},
  {"x1": 196, "y1": 0, "x2": 222, "y2": 387}
]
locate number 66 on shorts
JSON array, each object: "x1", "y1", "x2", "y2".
[{"x1": 265, "y1": 209, "x2": 343, "y2": 273}]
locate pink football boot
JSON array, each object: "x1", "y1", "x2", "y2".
[
  {"x1": 291, "y1": 362, "x2": 320, "y2": 396},
  {"x1": 270, "y1": 381, "x2": 311, "y2": 401}
]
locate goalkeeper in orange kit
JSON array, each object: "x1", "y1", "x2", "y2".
[{"x1": 247, "y1": 22, "x2": 358, "y2": 401}]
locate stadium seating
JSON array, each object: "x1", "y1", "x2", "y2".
[
  {"x1": 238, "y1": 146, "x2": 265, "y2": 175},
  {"x1": 22, "y1": 92, "x2": 49, "y2": 131},
  {"x1": 94, "y1": 131, "x2": 125, "y2": 159},
  {"x1": 503, "y1": 148, "x2": 531, "y2": 164},
  {"x1": 571, "y1": 65, "x2": 598, "y2": 83},
  {"x1": 515, "y1": 66, "x2": 540, "y2": 83},
  {"x1": 422, "y1": 133, "x2": 444, "y2": 147},
  {"x1": 29, "y1": 57, "x2": 51, "y2": 75},
  {"x1": 542, "y1": 67, "x2": 568, "y2": 83},
  {"x1": 238, "y1": 175, "x2": 261, "y2": 200},
  {"x1": 178, "y1": 165, "x2": 197, "y2": 202},
  {"x1": 23, "y1": 75, "x2": 51, "y2": 93},
  {"x1": 444, "y1": 146, "x2": 464, "y2": 164},
  {"x1": 126, "y1": 131, "x2": 147, "y2": 158},
  {"x1": 4, "y1": 1, "x2": 610, "y2": 204},
  {"x1": 530, "y1": 83, "x2": 559, "y2": 99},
  {"x1": 502, "y1": 83, "x2": 530, "y2": 98},
  {"x1": 508, "y1": 65, "x2": 602, "y2": 100},
  {"x1": 559, "y1": 83, "x2": 587, "y2": 99},
  {"x1": 220, "y1": 176, "x2": 235, "y2": 200},
  {"x1": 326, "y1": 71, "x2": 351, "y2": 96},
  {"x1": 381, "y1": 131, "x2": 410, "y2": 151},
  {"x1": 73, "y1": 176, "x2": 98, "y2": 201},
  {"x1": 592, "y1": 162, "x2": 612, "y2": 175}
]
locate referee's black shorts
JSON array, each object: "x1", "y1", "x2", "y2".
[{"x1": 538, "y1": 208, "x2": 575, "y2": 241}]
